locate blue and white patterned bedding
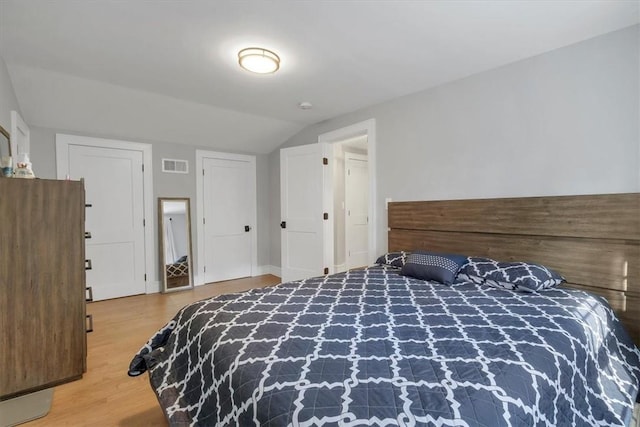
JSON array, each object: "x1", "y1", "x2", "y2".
[{"x1": 129, "y1": 266, "x2": 640, "y2": 426}]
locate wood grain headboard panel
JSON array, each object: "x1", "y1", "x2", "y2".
[{"x1": 388, "y1": 193, "x2": 640, "y2": 345}]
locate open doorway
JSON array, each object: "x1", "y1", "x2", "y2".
[
  {"x1": 331, "y1": 137, "x2": 369, "y2": 272},
  {"x1": 318, "y1": 119, "x2": 376, "y2": 274}
]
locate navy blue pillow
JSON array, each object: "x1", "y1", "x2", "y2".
[
  {"x1": 457, "y1": 256, "x2": 565, "y2": 292},
  {"x1": 375, "y1": 251, "x2": 410, "y2": 268},
  {"x1": 400, "y1": 251, "x2": 467, "y2": 284}
]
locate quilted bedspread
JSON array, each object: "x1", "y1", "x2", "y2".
[{"x1": 129, "y1": 266, "x2": 640, "y2": 426}]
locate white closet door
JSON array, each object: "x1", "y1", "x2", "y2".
[
  {"x1": 202, "y1": 156, "x2": 254, "y2": 283},
  {"x1": 345, "y1": 153, "x2": 369, "y2": 269},
  {"x1": 67, "y1": 144, "x2": 146, "y2": 300},
  {"x1": 280, "y1": 144, "x2": 329, "y2": 283}
]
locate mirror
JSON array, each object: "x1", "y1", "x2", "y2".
[
  {"x1": 0, "y1": 125, "x2": 11, "y2": 177},
  {"x1": 0, "y1": 125, "x2": 10, "y2": 157},
  {"x1": 159, "y1": 198, "x2": 193, "y2": 292}
]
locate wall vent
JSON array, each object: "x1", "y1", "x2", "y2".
[{"x1": 162, "y1": 158, "x2": 189, "y2": 174}]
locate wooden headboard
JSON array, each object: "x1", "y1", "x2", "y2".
[{"x1": 388, "y1": 193, "x2": 640, "y2": 345}]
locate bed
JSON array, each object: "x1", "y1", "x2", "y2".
[{"x1": 130, "y1": 193, "x2": 640, "y2": 426}]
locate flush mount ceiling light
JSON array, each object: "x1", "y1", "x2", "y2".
[{"x1": 238, "y1": 47, "x2": 280, "y2": 74}]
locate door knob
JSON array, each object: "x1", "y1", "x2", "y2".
[
  {"x1": 245, "y1": 225, "x2": 251, "y2": 232},
  {"x1": 280, "y1": 221, "x2": 286, "y2": 229}
]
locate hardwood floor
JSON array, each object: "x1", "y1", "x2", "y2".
[{"x1": 24, "y1": 275, "x2": 281, "y2": 427}]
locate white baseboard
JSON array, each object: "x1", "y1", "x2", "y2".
[
  {"x1": 146, "y1": 280, "x2": 161, "y2": 294},
  {"x1": 192, "y1": 269, "x2": 280, "y2": 287},
  {"x1": 193, "y1": 274, "x2": 206, "y2": 287},
  {"x1": 254, "y1": 265, "x2": 281, "y2": 278},
  {"x1": 334, "y1": 263, "x2": 347, "y2": 273}
]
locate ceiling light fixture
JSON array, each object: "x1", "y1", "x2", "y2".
[{"x1": 238, "y1": 47, "x2": 280, "y2": 74}]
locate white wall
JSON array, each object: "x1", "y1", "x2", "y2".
[{"x1": 270, "y1": 25, "x2": 640, "y2": 268}]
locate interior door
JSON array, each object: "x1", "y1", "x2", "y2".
[
  {"x1": 280, "y1": 144, "x2": 329, "y2": 283},
  {"x1": 345, "y1": 153, "x2": 369, "y2": 269},
  {"x1": 202, "y1": 156, "x2": 254, "y2": 283},
  {"x1": 67, "y1": 145, "x2": 146, "y2": 300},
  {"x1": 10, "y1": 111, "x2": 29, "y2": 162}
]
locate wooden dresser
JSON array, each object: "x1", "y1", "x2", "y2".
[{"x1": 0, "y1": 178, "x2": 86, "y2": 400}]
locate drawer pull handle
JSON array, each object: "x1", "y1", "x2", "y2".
[
  {"x1": 85, "y1": 232, "x2": 92, "y2": 239},
  {"x1": 85, "y1": 259, "x2": 92, "y2": 270},
  {"x1": 86, "y1": 314, "x2": 94, "y2": 333},
  {"x1": 86, "y1": 286, "x2": 93, "y2": 302}
]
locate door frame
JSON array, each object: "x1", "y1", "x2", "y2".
[
  {"x1": 55, "y1": 134, "x2": 155, "y2": 292},
  {"x1": 318, "y1": 119, "x2": 377, "y2": 272},
  {"x1": 195, "y1": 150, "x2": 257, "y2": 286},
  {"x1": 344, "y1": 152, "x2": 369, "y2": 270}
]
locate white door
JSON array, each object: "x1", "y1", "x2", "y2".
[
  {"x1": 10, "y1": 111, "x2": 29, "y2": 162},
  {"x1": 345, "y1": 153, "x2": 369, "y2": 269},
  {"x1": 202, "y1": 156, "x2": 254, "y2": 283},
  {"x1": 66, "y1": 145, "x2": 146, "y2": 300},
  {"x1": 280, "y1": 144, "x2": 330, "y2": 283}
]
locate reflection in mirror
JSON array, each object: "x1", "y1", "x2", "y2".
[
  {"x1": 159, "y1": 198, "x2": 193, "y2": 292},
  {"x1": 0, "y1": 126, "x2": 11, "y2": 177}
]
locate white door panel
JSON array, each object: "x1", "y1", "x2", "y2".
[
  {"x1": 280, "y1": 144, "x2": 329, "y2": 283},
  {"x1": 202, "y1": 156, "x2": 253, "y2": 283},
  {"x1": 346, "y1": 154, "x2": 369, "y2": 269},
  {"x1": 86, "y1": 243, "x2": 136, "y2": 299},
  {"x1": 67, "y1": 145, "x2": 146, "y2": 300}
]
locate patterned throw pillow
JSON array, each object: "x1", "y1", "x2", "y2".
[
  {"x1": 456, "y1": 257, "x2": 494, "y2": 283},
  {"x1": 457, "y1": 256, "x2": 565, "y2": 292},
  {"x1": 375, "y1": 251, "x2": 410, "y2": 268},
  {"x1": 400, "y1": 251, "x2": 468, "y2": 284}
]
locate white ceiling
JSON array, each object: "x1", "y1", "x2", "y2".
[{"x1": 0, "y1": 1, "x2": 637, "y2": 154}]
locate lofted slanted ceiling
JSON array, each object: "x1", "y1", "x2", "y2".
[{"x1": 0, "y1": 1, "x2": 637, "y2": 154}]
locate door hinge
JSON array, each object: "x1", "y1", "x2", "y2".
[
  {"x1": 324, "y1": 267, "x2": 329, "y2": 275},
  {"x1": 348, "y1": 169, "x2": 350, "y2": 176},
  {"x1": 202, "y1": 169, "x2": 205, "y2": 176},
  {"x1": 142, "y1": 164, "x2": 145, "y2": 172},
  {"x1": 204, "y1": 266, "x2": 206, "y2": 273},
  {"x1": 323, "y1": 212, "x2": 329, "y2": 220},
  {"x1": 144, "y1": 273, "x2": 147, "y2": 281},
  {"x1": 322, "y1": 157, "x2": 328, "y2": 165},
  {"x1": 143, "y1": 219, "x2": 146, "y2": 226},
  {"x1": 203, "y1": 218, "x2": 206, "y2": 224}
]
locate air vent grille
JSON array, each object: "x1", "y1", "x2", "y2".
[{"x1": 162, "y1": 158, "x2": 189, "y2": 174}]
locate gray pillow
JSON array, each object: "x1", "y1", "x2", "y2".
[
  {"x1": 375, "y1": 251, "x2": 410, "y2": 268},
  {"x1": 457, "y1": 257, "x2": 565, "y2": 292},
  {"x1": 401, "y1": 251, "x2": 468, "y2": 284}
]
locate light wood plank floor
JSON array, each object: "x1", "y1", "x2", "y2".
[{"x1": 24, "y1": 275, "x2": 281, "y2": 427}]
